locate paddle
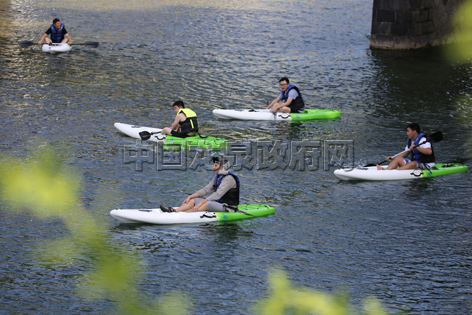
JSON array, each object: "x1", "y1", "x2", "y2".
[
  {"x1": 262, "y1": 100, "x2": 277, "y2": 119},
  {"x1": 364, "y1": 131, "x2": 443, "y2": 167},
  {"x1": 140, "y1": 130, "x2": 208, "y2": 140},
  {"x1": 269, "y1": 101, "x2": 277, "y2": 120},
  {"x1": 224, "y1": 204, "x2": 254, "y2": 216},
  {"x1": 18, "y1": 41, "x2": 99, "y2": 48},
  {"x1": 139, "y1": 131, "x2": 163, "y2": 140}
]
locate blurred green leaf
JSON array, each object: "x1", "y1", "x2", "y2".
[
  {"x1": 1, "y1": 147, "x2": 395, "y2": 315},
  {"x1": 447, "y1": 0, "x2": 472, "y2": 62},
  {"x1": 255, "y1": 269, "x2": 392, "y2": 315},
  {"x1": 0, "y1": 147, "x2": 190, "y2": 314},
  {"x1": 0, "y1": 148, "x2": 80, "y2": 218},
  {"x1": 363, "y1": 298, "x2": 390, "y2": 315}
]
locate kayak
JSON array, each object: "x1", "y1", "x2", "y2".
[
  {"x1": 42, "y1": 43, "x2": 72, "y2": 53},
  {"x1": 334, "y1": 163, "x2": 468, "y2": 181},
  {"x1": 110, "y1": 204, "x2": 275, "y2": 224},
  {"x1": 114, "y1": 122, "x2": 227, "y2": 150},
  {"x1": 212, "y1": 109, "x2": 341, "y2": 121}
]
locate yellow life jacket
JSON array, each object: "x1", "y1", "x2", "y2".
[{"x1": 177, "y1": 108, "x2": 198, "y2": 134}]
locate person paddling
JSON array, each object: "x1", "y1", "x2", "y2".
[
  {"x1": 38, "y1": 18, "x2": 72, "y2": 45},
  {"x1": 377, "y1": 123, "x2": 435, "y2": 170},
  {"x1": 161, "y1": 100, "x2": 199, "y2": 138},
  {"x1": 160, "y1": 157, "x2": 240, "y2": 213},
  {"x1": 266, "y1": 77, "x2": 305, "y2": 113}
]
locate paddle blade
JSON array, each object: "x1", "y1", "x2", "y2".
[
  {"x1": 139, "y1": 131, "x2": 152, "y2": 140},
  {"x1": 70, "y1": 42, "x2": 99, "y2": 48},
  {"x1": 18, "y1": 41, "x2": 34, "y2": 48},
  {"x1": 84, "y1": 41, "x2": 99, "y2": 48},
  {"x1": 428, "y1": 131, "x2": 443, "y2": 143}
]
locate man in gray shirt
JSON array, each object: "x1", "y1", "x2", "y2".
[
  {"x1": 160, "y1": 157, "x2": 240, "y2": 213},
  {"x1": 266, "y1": 77, "x2": 305, "y2": 113}
]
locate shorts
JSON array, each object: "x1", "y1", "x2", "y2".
[
  {"x1": 194, "y1": 198, "x2": 227, "y2": 212},
  {"x1": 289, "y1": 107, "x2": 304, "y2": 114},
  {"x1": 170, "y1": 130, "x2": 196, "y2": 138},
  {"x1": 403, "y1": 159, "x2": 435, "y2": 170}
]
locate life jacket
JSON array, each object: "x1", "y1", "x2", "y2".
[
  {"x1": 50, "y1": 23, "x2": 65, "y2": 43},
  {"x1": 177, "y1": 108, "x2": 198, "y2": 134},
  {"x1": 213, "y1": 172, "x2": 240, "y2": 206},
  {"x1": 408, "y1": 132, "x2": 435, "y2": 164},
  {"x1": 281, "y1": 84, "x2": 305, "y2": 112}
]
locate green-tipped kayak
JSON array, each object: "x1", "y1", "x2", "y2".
[
  {"x1": 334, "y1": 163, "x2": 468, "y2": 181},
  {"x1": 110, "y1": 204, "x2": 275, "y2": 224},
  {"x1": 212, "y1": 109, "x2": 341, "y2": 121},
  {"x1": 114, "y1": 122, "x2": 227, "y2": 150}
]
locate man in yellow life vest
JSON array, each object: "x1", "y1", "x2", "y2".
[{"x1": 162, "y1": 100, "x2": 199, "y2": 138}]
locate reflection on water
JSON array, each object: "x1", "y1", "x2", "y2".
[
  {"x1": 0, "y1": 0, "x2": 13, "y2": 40},
  {"x1": 35, "y1": 0, "x2": 285, "y2": 11},
  {"x1": 1, "y1": 0, "x2": 471, "y2": 314},
  {"x1": 369, "y1": 49, "x2": 470, "y2": 114}
]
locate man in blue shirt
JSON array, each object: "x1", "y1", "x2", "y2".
[{"x1": 267, "y1": 77, "x2": 305, "y2": 113}]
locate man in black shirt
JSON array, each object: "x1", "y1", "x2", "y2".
[{"x1": 38, "y1": 18, "x2": 72, "y2": 45}]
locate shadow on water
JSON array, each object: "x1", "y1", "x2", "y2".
[
  {"x1": 109, "y1": 218, "x2": 274, "y2": 257},
  {"x1": 368, "y1": 48, "x2": 471, "y2": 123},
  {"x1": 112, "y1": 216, "x2": 272, "y2": 235},
  {"x1": 354, "y1": 48, "x2": 472, "y2": 166}
]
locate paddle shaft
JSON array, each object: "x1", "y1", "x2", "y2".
[
  {"x1": 71, "y1": 42, "x2": 99, "y2": 47},
  {"x1": 140, "y1": 130, "x2": 208, "y2": 141},
  {"x1": 381, "y1": 140, "x2": 437, "y2": 165},
  {"x1": 367, "y1": 131, "x2": 443, "y2": 167},
  {"x1": 265, "y1": 100, "x2": 277, "y2": 119},
  {"x1": 375, "y1": 140, "x2": 428, "y2": 166}
]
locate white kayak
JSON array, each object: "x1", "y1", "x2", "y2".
[
  {"x1": 334, "y1": 163, "x2": 468, "y2": 181},
  {"x1": 110, "y1": 204, "x2": 276, "y2": 225},
  {"x1": 114, "y1": 122, "x2": 227, "y2": 149},
  {"x1": 212, "y1": 109, "x2": 341, "y2": 121},
  {"x1": 42, "y1": 43, "x2": 72, "y2": 53}
]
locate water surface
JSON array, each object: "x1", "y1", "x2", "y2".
[{"x1": 0, "y1": 0, "x2": 471, "y2": 314}]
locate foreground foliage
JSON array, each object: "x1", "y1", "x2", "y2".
[
  {"x1": 448, "y1": 0, "x2": 472, "y2": 158},
  {"x1": 0, "y1": 148, "x2": 190, "y2": 315},
  {"x1": 0, "y1": 148, "x2": 392, "y2": 314},
  {"x1": 448, "y1": 0, "x2": 472, "y2": 62}
]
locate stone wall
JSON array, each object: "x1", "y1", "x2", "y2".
[{"x1": 370, "y1": 0, "x2": 464, "y2": 49}]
